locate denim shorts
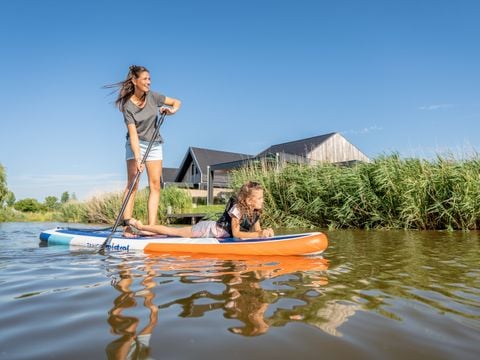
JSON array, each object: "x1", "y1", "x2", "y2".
[{"x1": 125, "y1": 140, "x2": 163, "y2": 161}]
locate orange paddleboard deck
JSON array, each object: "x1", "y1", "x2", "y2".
[{"x1": 39, "y1": 228, "x2": 328, "y2": 256}]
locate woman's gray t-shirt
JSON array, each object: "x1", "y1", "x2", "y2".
[{"x1": 123, "y1": 91, "x2": 166, "y2": 142}]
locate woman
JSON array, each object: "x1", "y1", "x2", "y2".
[{"x1": 107, "y1": 65, "x2": 181, "y2": 236}]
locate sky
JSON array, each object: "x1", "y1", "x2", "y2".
[{"x1": 0, "y1": 0, "x2": 479, "y2": 201}]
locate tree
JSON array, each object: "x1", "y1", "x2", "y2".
[
  {"x1": 5, "y1": 191, "x2": 15, "y2": 207},
  {"x1": 44, "y1": 196, "x2": 60, "y2": 211},
  {"x1": 61, "y1": 191, "x2": 70, "y2": 204},
  {"x1": 14, "y1": 198, "x2": 43, "y2": 212},
  {"x1": 0, "y1": 163, "x2": 7, "y2": 206}
]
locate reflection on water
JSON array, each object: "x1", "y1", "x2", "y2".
[
  {"x1": 1, "y1": 223, "x2": 479, "y2": 359},
  {"x1": 325, "y1": 230, "x2": 480, "y2": 323},
  {"x1": 105, "y1": 261, "x2": 158, "y2": 359},
  {"x1": 98, "y1": 229, "x2": 480, "y2": 359},
  {"x1": 151, "y1": 255, "x2": 329, "y2": 337},
  {"x1": 104, "y1": 254, "x2": 330, "y2": 359}
]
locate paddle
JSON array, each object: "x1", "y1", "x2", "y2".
[{"x1": 100, "y1": 111, "x2": 167, "y2": 251}]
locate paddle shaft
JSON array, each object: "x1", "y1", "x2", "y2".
[{"x1": 101, "y1": 112, "x2": 166, "y2": 250}]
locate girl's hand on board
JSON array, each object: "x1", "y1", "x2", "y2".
[{"x1": 260, "y1": 228, "x2": 274, "y2": 238}]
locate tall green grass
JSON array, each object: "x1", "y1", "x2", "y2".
[
  {"x1": 231, "y1": 154, "x2": 480, "y2": 230},
  {"x1": 1, "y1": 186, "x2": 213, "y2": 224},
  {"x1": 4, "y1": 154, "x2": 479, "y2": 230},
  {"x1": 57, "y1": 186, "x2": 193, "y2": 224}
]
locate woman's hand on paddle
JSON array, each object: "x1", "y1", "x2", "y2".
[
  {"x1": 160, "y1": 106, "x2": 178, "y2": 115},
  {"x1": 161, "y1": 96, "x2": 181, "y2": 115},
  {"x1": 136, "y1": 158, "x2": 145, "y2": 173}
]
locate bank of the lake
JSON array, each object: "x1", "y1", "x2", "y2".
[{"x1": 3, "y1": 154, "x2": 480, "y2": 231}]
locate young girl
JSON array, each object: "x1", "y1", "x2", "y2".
[{"x1": 127, "y1": 181, "x2": 274, "y2": 239}]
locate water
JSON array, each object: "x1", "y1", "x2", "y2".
[{"x1": 0, "y1": 222, "x2": 479, "y2": 360}]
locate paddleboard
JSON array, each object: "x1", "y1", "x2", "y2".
[{"x1": 39, "y1": 227, "x2": 328, "y2": 256}]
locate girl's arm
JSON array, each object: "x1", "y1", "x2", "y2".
[
  {"x1": 161, "y1": 96, "x2": 182, "y2": 115},
  {"x1": 231, "y1": 217, "x2": 274, "y2": 239}
]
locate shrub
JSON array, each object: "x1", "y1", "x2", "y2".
[{"x1": 14, "y1": 198, "x2": 43, "y2": 213}]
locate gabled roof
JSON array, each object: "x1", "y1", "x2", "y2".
[
  {"x1": 162, "y1": 167, "x2": 178, "y2": 183},
  {"x1": 175, "y1": 147, "x2": 253, "y2": 182},
  {"x1": 256, "y1": 132, "x2": 336, "y2": 157}
]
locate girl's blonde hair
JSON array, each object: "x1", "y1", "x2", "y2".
[{"x1": 236, "y1": 181, "x2": 263, "y2": 219}]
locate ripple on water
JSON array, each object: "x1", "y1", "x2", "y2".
[{"x1": 0, "y1": 223, "x2": 479, "y2": 360}]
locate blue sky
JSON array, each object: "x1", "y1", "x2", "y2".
[{"x1": 1, "y1": 0, "x2": 479, "y2": 201}]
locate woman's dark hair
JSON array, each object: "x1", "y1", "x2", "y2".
[{"x1": 104, "y1": 65, "x2": 149, "y2": 112}]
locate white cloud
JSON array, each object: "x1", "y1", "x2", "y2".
[
  {"x1": 341, "y1": 125, "x2": 383, "y2": 135},
  {"x1": 419, "y1": 104, "x2": 454, "y2": 111}
]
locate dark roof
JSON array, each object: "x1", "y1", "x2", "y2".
[
  {"x1": 175, "y1": 147, "x2": 253, "y2": 182},
  {"x1": 256, "y1": 132, "x2": 336, "y2": 157},
  {"x1": 162, "y1": 167, "x2": 179, "y2": 183}
]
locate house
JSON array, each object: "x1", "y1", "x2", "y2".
[
  {"x1": 161, "y1": 167, "x2": 179, "y2": 187},
  {"x1": 167, "y1": 133, "x2": 369, "y2": 204},
  {"x1": 174, "y1": 147, "x2": 253, "y2": 190},
  {"x1": 256, "y1": 132, "x2": 370, "y2": 165},
  {"x1": 206, "y1": 132, "x2": 370, "y2": 203}
]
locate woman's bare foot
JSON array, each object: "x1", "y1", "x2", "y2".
[
  {"x1": 129, "y1": 218, "x2": 143, "y2": 230},
  {"x1": 129, "y1": 218, "x2": 157, "y2": 236},
  {"x1": 122, "y1": 225, "x2": 137, "y2": 238}
]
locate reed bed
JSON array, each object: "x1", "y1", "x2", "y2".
[
  {"x1": 4, "y1": 154, "x2": 479, "y2": 230},
  {"x1": 0, "y1": 186, "x2": 196, "y2": 224},
  {"x1": 57, "y1": 186, "x2": 193, "y2": 224},
  {"x1": 231, "y1": 154, "x2": 480, "y2": 230}
]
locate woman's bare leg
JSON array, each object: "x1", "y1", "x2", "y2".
[
  {"x1": 122, "y1": 159, "x2": 140, "y2": 237},
  {"x1": 145, "y1": 160, "x2": 162, "y2": 225}
]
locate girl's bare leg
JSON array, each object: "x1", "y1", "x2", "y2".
[{"x1": 131, "y1": 219, "x2": 193, "y2": 238}]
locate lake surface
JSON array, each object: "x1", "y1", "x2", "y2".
[{"x1": 0, "y1": 222, "x2": 478, "y2": 360}]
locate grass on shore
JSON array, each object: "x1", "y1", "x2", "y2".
[
  {"x1": 3, "y1": 153, "x2": 480, "y2": 230},
  {"x1": 230, "y1": 153, "x2": 480, "y2": 230},
  {"x1": 1, "y1": 186, "x2": 223, "y2": 225}
]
